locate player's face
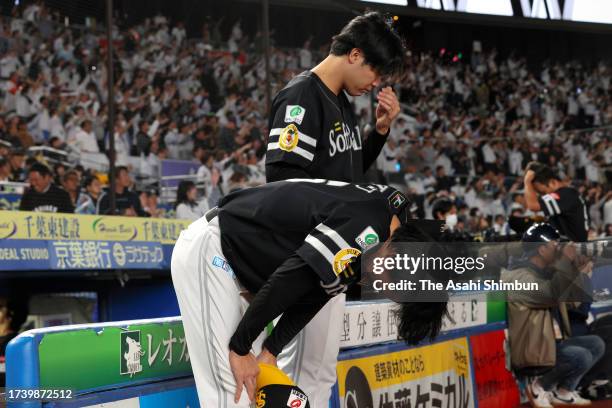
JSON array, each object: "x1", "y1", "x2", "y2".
[{"x1": 345, "y1": 50, "x2": 381, "y2": 96}]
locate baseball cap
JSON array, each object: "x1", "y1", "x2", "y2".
[{"x1": 255, "y1": 364, "x2": 310, "y2": 408}]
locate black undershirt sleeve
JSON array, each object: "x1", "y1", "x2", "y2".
[
  {"x1": 263, "y1": 294, "x2": 328, "y2": 357},
  {"x1": 265, "y1": 162, "x2": 312, "y2": 182},
  {"x1": 229, "y1": 254, "x2": 331, "y2": 356},
  {"x1": 362, "y1": 128, "x2": 389, "y2": 172}
]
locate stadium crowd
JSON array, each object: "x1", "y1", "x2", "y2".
[{"x1": 0, "y1": 1, "x2": 609, "y2": 237}]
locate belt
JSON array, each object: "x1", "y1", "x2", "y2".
[{"x1": 205, "y1": 206, "x2": 219, "y2": 222}]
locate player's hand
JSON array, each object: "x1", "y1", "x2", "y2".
[
  {"x1": 229, "y1": 350, "x2": 260, "y2": 403},
  {"x1": 524, "y1": 169, "x2": 535, "y2": 184},
  {"x1": 257, "y1": 348, "x2": 278, "y2": 367},
  {"x1": 375, "y1": 87, "x2": 400, "y2": 135}
]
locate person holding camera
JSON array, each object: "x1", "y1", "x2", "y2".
[{"x1": 502, "y1": 223, "x2": 603, "y2": 407}]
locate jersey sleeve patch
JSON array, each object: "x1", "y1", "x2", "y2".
[
  {"x1": 267, "y1": 125, "x2": 317, "y2": 163},
  {"x1": 355, "y1": 226, "x2": 380, "y2": 251},
  {"x1": 284, "y1": 105, "x2": 306, "y2": 125},
  {"x1": 296, "y1": 221, "x2": 362, "y2": 284}
]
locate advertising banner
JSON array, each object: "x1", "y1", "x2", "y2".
[
  {"x1": 0, "y1": 211, "x2": 190, "y2": 271},
  {"x1": 342, "y1": 294, "x2": 488, "y2": 349},
  {"x1": 470, "y1": 330, "x2": 519, "y2": 408},
  {"x1": 37, "y1": 320, "x2": 192, "y2": 391},
  {"x1": 0, "y1": 211, "x2": 190, "y2": 244},
  {"x1": 336, "y1": 338, "x2": 475, "y2": 408}
]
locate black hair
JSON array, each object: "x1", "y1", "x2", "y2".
[
  {"x1": 388, "y1": 224, "x2": 449, "y2": 345},
  {"x1": 175, "y1": 180, "x2": 196, "y2": 209},
  {"x1": 532, "y1": 164, "x2": 561, "y2": 185},
  {"x1": 431, "y1": 198, "x2": 454, "y2": 220},
  {"x1": 29, "y1": 162, "x2": 53, "y2": 177},
  {"x1": 82, "y1": 175, "x2": 98, "y2": 189},
  {"x1": 329, "y1": 11, "x2": 405, "y2": 78},
  {"x1": 115, "y1": 165, "x2": 129, "y2": 175}
]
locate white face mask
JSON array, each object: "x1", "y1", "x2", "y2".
[{"x1": 445, "y1": 213, "x2": 458, "y2": 229}]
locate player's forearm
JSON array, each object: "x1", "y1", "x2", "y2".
[
  {"x1": 523, "y1": 182, "x2": 541, "y2": 211},
  {"x1": 229, "y1": 257, "x2": 320, "y2": 356},
  {"x1": 362, "y1": 128, "x2": 389, "y2": 171},
  {"x1": 262, "y1": 296, "x2": 328, "y2": 357}
]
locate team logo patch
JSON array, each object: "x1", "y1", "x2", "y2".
[
  {"x1": 256, "y1": 390, "x2": 267, "y2": 407},
  {"x1": 284, "y1": 105, "x2": 306, "y2": 125},
  {"x1": 287, "y1": 389, "x2": 308, "y2": 407},
  {"x1": 279, "y1": 124, "x2": 300, "y2": 152},
  {"x1": 355, "y1": 226, "x2": 379, "y2": 250},
  {"x1": 389, "y1": 191, "x2": 407, "y2": 209},
  {"x1": 332, "y1": 247, "x2": 362, "y2": 276}
]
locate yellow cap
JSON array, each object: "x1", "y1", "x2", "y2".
[{"x1": 256, "y1": 364, "x2": 295, "y2": 390}]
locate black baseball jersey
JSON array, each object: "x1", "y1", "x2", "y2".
[
  {"x1": 218, "y1": 179, "x2": 393, "y2": 291},
  {"x1": 219, "y1": 179, "x2": 399, "y2": 356},
  {"x1": 265, "y1": 71, "x2": 387, "y2": 183},
  {"x1": 538, "y1": 186, "x2": 589, "y2": 242},
  {"x1": 19, "y1": 184, "x2": 74, "y2": 213}
]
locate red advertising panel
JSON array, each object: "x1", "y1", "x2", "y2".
[{"x1": 471, "y1": 330, "x2": 520, "y2": 408}]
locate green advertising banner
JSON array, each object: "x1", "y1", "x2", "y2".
[
  {"x1": 486, "y1": 292, "x2": 507, "y2": 323},
  {"x1": 38, "y1": 320, "x2": 192, "y2": 391}
]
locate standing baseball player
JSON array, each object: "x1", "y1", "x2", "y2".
[
  {"x1": 265, "y1": 12, "x2": 406, "y2": 406},
  {"x1": 523, "y1": 162, "x2": 589, "y2": 242},
  {"x1": 171, "y1": 179, "x2": 447, "y2": 407}
]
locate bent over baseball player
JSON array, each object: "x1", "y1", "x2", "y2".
[{"x1": 171, "y1": 179, "x2": 447, "y2": 407}]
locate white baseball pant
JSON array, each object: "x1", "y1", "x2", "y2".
[{"x1": 172, "y1": 215, "x2": 343, "y2": 408}]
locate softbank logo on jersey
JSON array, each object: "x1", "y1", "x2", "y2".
[{"x1": 329, "y1": 122, "x2": 362, "y2": 157}]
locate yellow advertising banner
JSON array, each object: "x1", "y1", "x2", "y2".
[
  {"x1": 336, "y1": 337, "x2": 474, "y2": 408},
  {"x1": 0, "y1": 211, "x2": 191, "y2": 245}
]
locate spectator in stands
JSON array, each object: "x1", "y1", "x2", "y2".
[
  {"x1": 432, "y1": 198, "x2": 458, "y2": 230},
  {"x1": 435, "y1": 165, "x2": 454, "y2": 192},
  {"x1": 96, "y1": 166, "x2": 147, "y2": 216},
  {"x1": 112, "y1": 121, "x2": 131, "y2": 166},
  {"x1": 19, "y1": 162, "x2": 74, "y2": 213},
  {"x1": 75, "y1": 175, "x2": 101, "y2": 214},
  {"x1": 61, "y1": 169, "x2": 80, "y2": 207},
  {"x1": 227, "y1": 171, "x2": 248, "y2": 193},
  {"x1": 8, "y1": 150, "x2": 25, "y2": 182},
  {"x1": 68, "y1": 119, "x2": 99, "y2": 154},
  {"x1": 0, "y1": 157, "x2": 10, "y2": 182},
  {"x1": 174, "y1": 180, "x2": 209, "y2": 221},
  {"x1": 0, "y1": 1, "x2": 607, "y2": 233},
  {"x1": 218, "y1": 115, "x2": 238, "y2": 152},
  {"x1": 141, "y1": 190, "x2": 164, "y2": 218},
  {"x1": 136, "y1": 120, "x2": 154, "y2": 156},
  {"x1": 0, "y1": 294, "x2": 29, "y2": 385}
]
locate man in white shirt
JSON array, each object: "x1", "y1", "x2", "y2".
[{"x1": 70, "y1": 120, "x2": 99, "y2": 154}]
